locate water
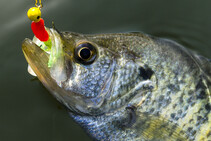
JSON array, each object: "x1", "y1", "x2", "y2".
[{"x1": 0, "y1": 0, "x2": 211, "y2": 141}]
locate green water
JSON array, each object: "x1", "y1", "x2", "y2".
[{"x1": 0, "y1": 0, "x2": 211, "y2": 141}]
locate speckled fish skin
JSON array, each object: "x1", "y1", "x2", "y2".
[{"x1": 22, "y1": 29, "x2": 211, "y2": 141}]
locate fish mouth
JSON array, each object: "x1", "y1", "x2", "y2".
[
  {"x1": 22, "y1": 29, "x2": 90, "y2": 114},
  {"x1": 22, "y1": 38, "x2": 68, "y2": 105},
  {"x1": 22, "y1": 28, "x2": 59, "y2": 93},
  {"x1": 22, "y1": 38, "x2": 51, "y2": 90}
]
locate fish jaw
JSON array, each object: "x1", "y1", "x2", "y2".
[
  {"x1": 22, "y1": 34, "x2": 89, "y2": 115},
  {"x1": 22, "y1": 38, "x2": 69, "y2": 106},
  {"x1": 22, "y1": 38, "x2": 50, "y2": 87}
]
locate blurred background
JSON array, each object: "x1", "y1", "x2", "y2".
[{"x1": 0, "y1": 0, "x2": 211, "y2": 141}]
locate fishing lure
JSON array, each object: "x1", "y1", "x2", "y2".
[{"x1": 27, "y1": 0, "x2": 52, "y2": 51}]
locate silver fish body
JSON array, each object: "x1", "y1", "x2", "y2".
[{"x1": 22, "y1": 28, "x2": 211, "y2": 141}]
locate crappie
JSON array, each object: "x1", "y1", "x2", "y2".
[{"x1": 22, "y1": 28, "x2": 211, "y2": 141}]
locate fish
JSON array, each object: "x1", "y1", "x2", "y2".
[{"x1": 22, "y1": 28, "x2": 211, "y2": 141}]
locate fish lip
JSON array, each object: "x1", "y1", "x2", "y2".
[{"x1": 22, "y1": 38, "x2": 51, "y2": 88}]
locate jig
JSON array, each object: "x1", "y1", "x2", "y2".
[{"x1": 27, "y1": 0, "x2": 51, "y2": 50}]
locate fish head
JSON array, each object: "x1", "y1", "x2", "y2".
[{"x1": 22, "y1": 28, "x2": 154, "y2": 115}]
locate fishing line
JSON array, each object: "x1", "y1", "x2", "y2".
[{"x1": 35, "y1": 0, "x2": 43, "y2": 8}]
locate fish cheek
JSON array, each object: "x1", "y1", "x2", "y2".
[{"x1": 68, "y1": 55, "x2": 113, "y2": 99}]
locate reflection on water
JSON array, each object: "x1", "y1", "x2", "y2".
[{"x1": 0, "y1": 0, "x2": 211, "y2": 141}]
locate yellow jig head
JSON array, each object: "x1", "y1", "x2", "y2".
[{"x1": 27, "y1": 7, "x2": 41, "y2": 23}]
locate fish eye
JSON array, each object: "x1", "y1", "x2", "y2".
[{"x1": 74, "y1": 42, "x2": 97, "y2": 65}]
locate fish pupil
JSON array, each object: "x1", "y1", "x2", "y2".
[{"x1": 80, "y1": 48, "x2": 91, "y2": 60}]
